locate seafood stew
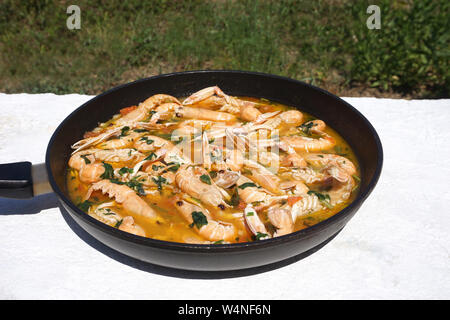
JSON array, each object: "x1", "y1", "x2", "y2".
[{"x1": 67, "y1": 86, "x2": 360, "y2": 244}]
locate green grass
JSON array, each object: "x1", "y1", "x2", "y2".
[{"x1": 0, "y1": 0, "x2": 448, "y2": 97}]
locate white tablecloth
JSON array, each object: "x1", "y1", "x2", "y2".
[{"x1": 0, "y1": 93, "x2": 449, "y2": 300}]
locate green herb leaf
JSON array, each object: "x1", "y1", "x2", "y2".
[
  {"x1": 238, "y1": 182, "x2": 257, "y2": 189},
  {"x1": 100, "y1": 162, "x2": 114, "y2": 179},
  {"x1": 165, "y1": 163, "x2": 180, "y2": 172},
  {"x1": 140, "y1": 136, "x2": 154, "y2": 145},
  {"x1": 114, "y1": 219, "x2": 123, "y2": 228},
  {"x1": 133, "y1": 128, "x2": 148, "y2": 133},
  {"x1": 80, "y1": 154, "x2": 91, "y2": 164},
  {"x1": 126, "y1": 177, "x2": 146, "y2": 195},
  {"x1": 144, "y1": 152, "x2": 157, "y2": 161},
  {"x1": 299, "y1": 121, "x2": 314, "y2": 135},
  {"x1": 213, "y1": 240, "x2": 224, "y2": 244},
  {"x1": 152, "y1": 164, "x2": 164, "y2": 171},
  {"x1": 119, "y1": 126, "x2": 130, "y2": 137},
  {"x1": 246, "y1": 211, "x2": 255, "y2": 216},
  {"x1": 352, "y1": 174, "x2": 361, "y2": 182},
  {"x1": 152, "y1": 176, "x2": 167, "y2": 190},
  {"x1": 118, "y1": 167, "x2": 133, "y2": 175},
  {"x1": 189, "y1": 211, "x2": 208, "y2": 229},
  {"x1": 209, "y1": 171, "x2": 218, "y2": 179},
  {"x1": 199, "y1": 174, "x2": 211, "y2": 185},
  {"x1": 255, "y1": 232, "x2": 269, "y2": 240},
  {"x1": 228, "y1": 187, "x2": 240, "y2": 207},
  {"x1": 307, "y1": 190, "x2": 332, "y2": 208},
  {"x1": 77, "y1": 200, "x2": 93, "y2": 212}
]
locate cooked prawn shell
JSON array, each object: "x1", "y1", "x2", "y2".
[
  {"x1": 267, "y1": 206, "x2": 294, "y2": 237},
  {"x1": 244, "y1": 204, "x2": 271, "y2": 239},
  {"x1": 175, "y1": 199, "x2": 236, "y2": 242},
  {"x1": 281, "y1": 135, "x2": 336, "y2": 152},
  {"x1": 175, "y1": 165, "x2": 227, "y2": 208},
  {"x1": 85, "y1": 179, "x2": 163, "y2": 223}
]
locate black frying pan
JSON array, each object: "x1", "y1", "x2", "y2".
[{"x1": 0, "y1": 71, "x2": 383, "y2": 271}]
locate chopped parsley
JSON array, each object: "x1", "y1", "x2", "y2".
[
  {"x1": 209, "y1": 171, "x2": 218, "y2": 179},
  {"x1": 140, "y1": 136, "x2": 154, "y2": 145},
  {"x1": 334, "y1": 146, "x2": 348, "y2": 156},
  {"x1": 100, "y1": 162, "x2": 114, "y2": 179},
  {"x1": 246, "y1": 211, "x2": 255, "y2": 216},
  {"x1": 109, "y1": 177, "x2": 145, "y2": 196},
  {"x1": 238, "y1": 182, "x2": 257, "y2": 189},
  {"x1": 189, "y1": 211, "x2": 208, "y2": 229},
  {"x1": 307, "y1": 190, "x2": 332, "y2": 208},
  {"x1": 77, "y1": 200, "x2": 93, "y2": 212},
  {"x1": 165, "y1": 163, "x2": 180, "y2": 172},
  {"x1": 152, "y1": 164, "x2": 164, "y2": 171},
  {"x1": 144, "y1": 152, "x2": 157, "y2": 161},
  {"x1": 299, "y1": 121, "x2": 315, "y2": 135},
  {"x1": 227, "y1": 187, "x2": 240, "y2": 207},
  {"x1": 352, "y1": 174, "x2": 361, "y2": 182},
  {"x1": 126, "y1": 177, "x2": 146, "y2": 196},
  {"x1": 119, "y1": 126, "x2": 130, "y2": 137},
  {"x1": 80, "y1": 154, "x2": 91, "y2": 164},
  {"x1": 152, "y1": 176, "x2": 167, "y2": 190},
  {"x1": 199, "y1": 174, "x2": 211, "y2": 185},
  {"x1": 133, "y1": 128, "x2": 148, "y2": 133},
  {"x1": 114, "y1": 219, "x2": 123, "y2": 228},
  {"x1": 118, "y1": 167, "x2": 133, "y2": 175},
  {"x1": 213, "y1": 240, "x2": 224, "y2": 244},
  {"x1": 254, "y1": 232, "x2": 269, "y2": 240}
]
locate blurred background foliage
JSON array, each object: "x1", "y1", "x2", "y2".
[{"x1": 0, "y1": 0, "x2": 448, "y2": 98}]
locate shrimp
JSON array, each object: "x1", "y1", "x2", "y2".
[
  {"x1": 85, "y1": 179, "x2": 162, "y2": 222},
  {"x1": 115, "y1": 94, "x2": 181, "y2": 125},
  {"x1": 174, "y1": 200, "x2": 236, "y2": 242},
  {"x1": 134, "y1": 135, "x2": 171, "y2": 152},
  {"x1": 213, "y1": 169, "x2": 241, "y2": 189},
  {"x1": 97, "y1": 131, "x2": 143, "y2": 149},
  {"x1": 68, "y1": 151, "x2": 105, "y2": 183},
  {"x1": 267, "y1": 206, "x2": 294, "y2": 237},
  {"x1": 88, "y1": 203, "x2": 146, "y2": 237},
  {"x1": 175, "y1": 165, "x2": 226, "y2": 208},
  {"x1": 236, "y1": 175, "x2": 272, "y2": 204},
  {"x1": 118, "y1": 216, "x2": 146, "y2": 237},
  {"x1": 304, "y1": 153, "x2": 357, "y2": 176},
  {"x1": 88, "y1": 202, "x2": 122, "y2": 225},
  {"x1": 78, "y1": 163, "x2": 106, "y2": 184},
  {"x1": 281, "y1": 152, "x2": 307, "y2": 167},
  {"x1": 244, "y1": 204, "x2": 271, "y2": 239},
  {"x1": 243, "y1": 160, "x2": 282, "y2": 194},
  {"x1": 279, "y1": 180, "x2": 309, "y2": 195},
  {"x1": 280, "y1": 135, "x2": 336, "y2": 152},
  {"x1": 249, "y1": 110, "x2": 303, "y2": 131},
  {"x1": 290, "y1": 193, "x2": 323, "y2": 222},
  {"x1": 70, "y1": 148, "x2": 143, "y2": 167},
  {"x1": 182, "y1": 107, "x2": 236, "y2": 122},
  {"x1": 183, "y1": 86, "x2": 264, "y2": 121},
  {"x1": 298, "y1": 119, "x2": 327, "y2": 135},
  {"x1": 68, "y1": 150, "x2": 96, "y2": 170},
  {"x1": 151, "y1": 102, "x2": 236, "y2": 123},
  {"x1": 325, "y1": 168, "x2": 356, "y2": 205},
  {"x1": 224, "y1": 149, "x2": 245, "y2": 171},
  {"x1": 71, "y1": 126, "x2": 123, "y2": 154}
]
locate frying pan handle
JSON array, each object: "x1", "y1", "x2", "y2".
[{"x1": 0, "y1": 162, "x2": 52, "y2": 199}]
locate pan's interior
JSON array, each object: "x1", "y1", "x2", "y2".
[{"x1": 48, "y1": 71, "x2": 381, "y2": 220}]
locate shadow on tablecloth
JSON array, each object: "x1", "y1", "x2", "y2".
[{"x1": 54, "y1": 199, "x2": 330, "y2": 279}]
